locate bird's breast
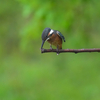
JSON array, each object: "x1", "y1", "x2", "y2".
[{"x1": 47, "y1": 33, "x2": 62, "y2": 49}]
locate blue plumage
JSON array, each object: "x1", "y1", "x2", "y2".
[{"x1": 57, "y1": 31, "x2": 65, "y2": 42}]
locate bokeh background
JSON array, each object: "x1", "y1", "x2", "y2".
[{"x1": 0, "y1": 0, "x2": 100, "y2": 100}]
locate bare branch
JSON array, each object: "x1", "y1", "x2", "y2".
[{"x1": 41, "y1": 48, "x2": 100, "y2": 54}]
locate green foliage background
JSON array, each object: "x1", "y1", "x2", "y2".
[{"x1": 0, "y1": 0, "x2": 100, "y2": 100}]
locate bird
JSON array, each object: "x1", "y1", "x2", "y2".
[{"x1": 41, "y1": 28, "x2": 65, "y2": 54}]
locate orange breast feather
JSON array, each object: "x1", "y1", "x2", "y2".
[{"x1": 47, "y1": 33, "x2": 62, "y2": 49}]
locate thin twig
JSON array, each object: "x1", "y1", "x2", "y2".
[{"x1": 41, "y1": 48, "x2": 100, "y2": 54}]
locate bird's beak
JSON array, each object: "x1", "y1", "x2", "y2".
[
  {"x1": 45, "y1": 34, "x2": 52, "y2": 41},
  {"x1": 41, "y1": 40, "x2": 45, "y2": 49}
]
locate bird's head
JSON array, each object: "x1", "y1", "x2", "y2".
[{"x1": 41, "y1": 28, "x2": 54, "y2": 49}]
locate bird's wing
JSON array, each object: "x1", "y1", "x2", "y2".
[{"x1": 57, "y1": 31, "x2": 65, "y2": 42}]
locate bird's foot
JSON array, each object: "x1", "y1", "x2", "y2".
[
  {"x1": 50, "y1": 45, "x2": 53, "y2": 50},
  {"x1": 56, "y1": 48, "x2": 59, "y2": 55},
  {"x1": 50, "y1": 47, "x2": 53, "y2": 50}
]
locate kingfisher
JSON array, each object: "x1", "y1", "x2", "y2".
[{"x1": 41, "y1": 28, "x2": 65, "y2": 54}]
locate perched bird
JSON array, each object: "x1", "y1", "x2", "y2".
[{"x1": 41, "y1": 28, "x2": 65, "y2": 53}]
